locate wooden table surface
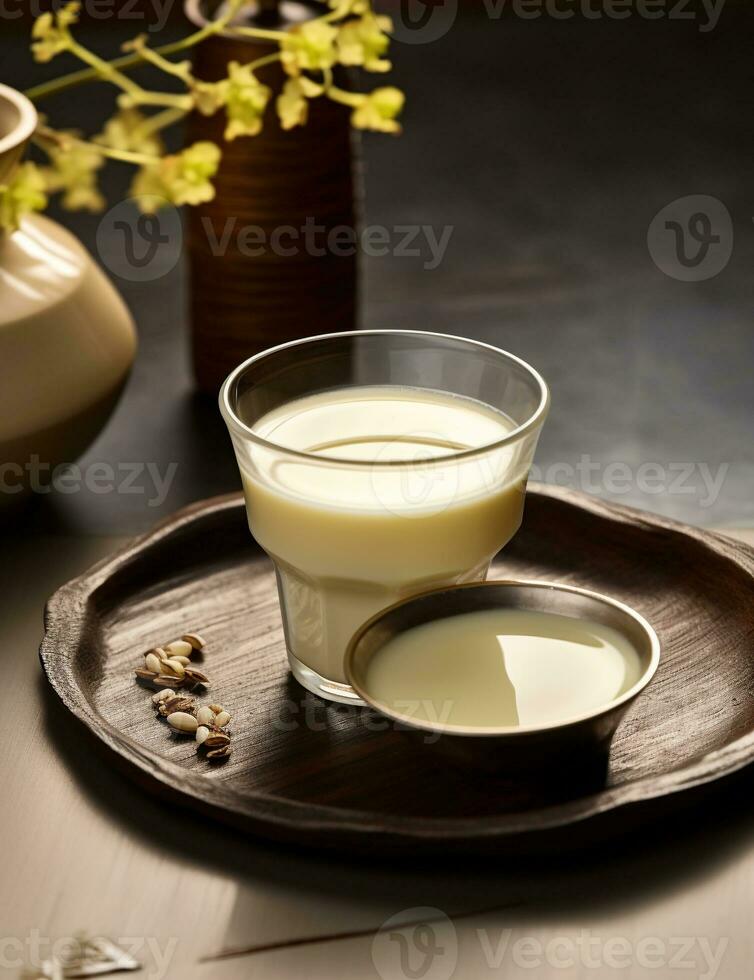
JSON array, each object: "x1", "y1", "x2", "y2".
[{"x1": 1, "y1": 528, "x2": 752, "y2": 980}]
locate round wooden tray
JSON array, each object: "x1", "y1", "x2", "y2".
[{"x1": 40, "y1": 487, "x2": 754, "y2": 856}]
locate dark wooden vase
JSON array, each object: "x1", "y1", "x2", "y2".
[{"x1": 185, "y1": 1, "x2": 360, "y2": 392}]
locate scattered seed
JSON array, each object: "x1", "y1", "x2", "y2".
[
  {"x1": 164, "y1": 640, "x2": 193, "y2": 659},
  {"x1": 160, "y1": 695, "x2": 195, "y2": 717},
  {"x1": 182, "y1": 633, "x2": 206, "y2": 651},
  {"x1": 134, "y1": 631, "x2": 229, "y2": 765},
  {"x1": 154, "y1": 674, "x2": 179, "y2": 687},
  {"x1": 163, "y1": 659, "x2": 186, "y2": 679},
  {"x1": 204, "y1": 731, "x2": 231, "y2": 748},
  {"x1": 196, "y1": 706, "x2": 215, "y2": 727},
  {"x1": 167, "y1": 712, "x2": 198, "y2": 733},
  {"x1": 184, "y1": 667, "x2": 209, "y2": 685}
]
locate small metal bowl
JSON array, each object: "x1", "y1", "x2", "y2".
[{"x1": 344, "y1": 580, "x2": 661, "y2": 773}]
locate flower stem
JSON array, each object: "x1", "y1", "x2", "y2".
[
  {"x1": 322, "y1": 2, "x2": 353, "y2": 22},
  {"x1": 124, "y1": 91, "x2": 195, "y2": 110},
  {"x1": 67, "y1": 38, "x2": 145, "y2": 98},
  {"x1": 247, "y1": 51, "x2": 283, "y2": 71},
  {"x1": 135, "y1": 106, "x2": 188, "y2": 139},
  {"x1": 229, "y1": 25, "x2": 288, "y2": 41},
  {"x1": 86, "y1": 143, "x2": 160, "y2": 166},
  {"x1": 34, "y1": 128, "x2": 159, "y2": 167},
  {"x1": 136, "y1": 46, "x2": 194, "y2": 83},
  {"x1": 25, "y1": 0, "x2": 245, "y2": 103},
  {"x1": 324, "y1": 85, "x2": 366, "y2": 109}
]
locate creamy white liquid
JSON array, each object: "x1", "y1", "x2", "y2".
[
  {"x1": 238, "y1": 386, "x2": 534, "y2": 683},
  {"x1": 365, "y1": 609, "x2": 643, "y2": 729}
]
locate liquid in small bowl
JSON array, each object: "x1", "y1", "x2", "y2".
[{"x1": 345, "y1": 581, "x2": 660, "y2": 772}]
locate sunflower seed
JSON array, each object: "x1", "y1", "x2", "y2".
[
  {"x1": 184, "y1": 667, "x2": 209, "y2": 685},
  {"x1": 209, "y1": 704, "x2": 223, "y2": 714},
  {"x1": 167, "y1": 712, "x2": 198, "y2": 733},
  {"x1": 171, "y1": 655, "x2": 192, "y2": 666},
  {"x1": 196, "y1": 726, "x2": 210, "y2": 745},
  {"x1": 163, "y1": 659, "x2": 186, "y2": 679},
  {"x1": 207, "y1": 745, "x2": 231, "y2": 760},
  {"x1": 196, "y1": 706, "x2": 215, "y2": 727},
  {"x1": 144, "y1": 653, "x2": 162, "y2": 674},
  {"x1": 154, "y1": 674, "x2": 180, "y2": 687},
  {"x1": 204, "y1": 731, "x2": 231, "y2": 748},
  {"x1": 182, "y1": 632, "x2": 206, "y2": 651},
  {"x1": 159, "y1": 695, "x2": 195, "y2": 716},
  {"x1": 134, "y1": 668, "x2": 157, "y2": 681},
  {"x1": 165, "y1": 692, "x2": 195, "y2": 707},
  {"x1": 214, "y1": 711, "x2": 231, "y2": 728},
  {"x1": 164, "y1": 640, "x2": 193, "y2": 659},
  {"x1": 152, "y1": 689, "x2": 174, "y2": 704}
]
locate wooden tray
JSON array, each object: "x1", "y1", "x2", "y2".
[{"x1": 40, "y1": 487, "x2": 754, "y2": 856}]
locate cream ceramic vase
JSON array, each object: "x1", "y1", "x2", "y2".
[{"x1": 0, "y1": 84, "x2": 136, "y2": 499}]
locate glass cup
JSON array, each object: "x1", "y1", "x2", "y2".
[{"x1": 220, "y1": 331, "x2": 549, "y2": 703}]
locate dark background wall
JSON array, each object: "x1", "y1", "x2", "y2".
[{"x1": 4, "y1": 1, "x2": 753, "y2": 533}]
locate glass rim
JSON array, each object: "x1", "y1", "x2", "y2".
[{"x1": 218, "y1": 330, "x2": 550, "y2": 468}]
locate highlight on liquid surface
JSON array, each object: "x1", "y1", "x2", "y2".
[
  {"x1": 238, "y1": 385, "x2": 536, "y2": 684},
  {"x1": 249, "y1": 385, "x2": 519, "y2": 512},
  {"x1": 255, "y1": 385, "x2": 509, "y2": 460},
  {"x1": 364, "y1": 608, "x2": 644, "y2": 730}
]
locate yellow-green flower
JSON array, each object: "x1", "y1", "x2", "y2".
[
  {"x1": 129, "y1": 168, "x2": 167, "y2": 214},
  {"x1": 277, "y1": 79, "x2": 308, "y2": 131},
  {"x1": 192, "y1": 79, "x2": 230, "y2": 116},
  {"x1": 0, "y1": 163, "x2": 48, "y2": 232},
  {"x1": 337, "y1": 14, "x2": 392, "y2": 72},
  {"x1": 96, "y1": 109, "x2": 165, "y2": 158},
  {"x1": 31, "y1": 2, "x2": 79, "y2": 62},
  {"x1": 280, "y1": 21, "x2": 338, "y2": 76},
  {"x1": 224, "y1": 62, "x2": 272, "y2": 140},
  {"x1": 275, "y1": 76, "x2": 323, "y2": 130},
  {"x1": 41, "y1": 138, "x2": 105, "y2": 212},
  {"x1": 351, "y1": 86, "x2": 404, "y2": 133},
  {"x1": 56, "y1": 1, "x2": 81, "y2": 27},
  {"x1": 131, "y1": 141, "x2": 221, "y2": 211},
  {"x1": 328, "y1": 0, "x2": 369, "y2": 13}
]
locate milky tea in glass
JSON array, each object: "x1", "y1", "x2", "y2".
[{"x1": 220, "y1": 332, "x2": 549, "y2": 703}]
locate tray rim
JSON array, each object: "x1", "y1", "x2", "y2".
[{"x1": 39, "y1": 486, "x2": 754, "y2": 848}]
